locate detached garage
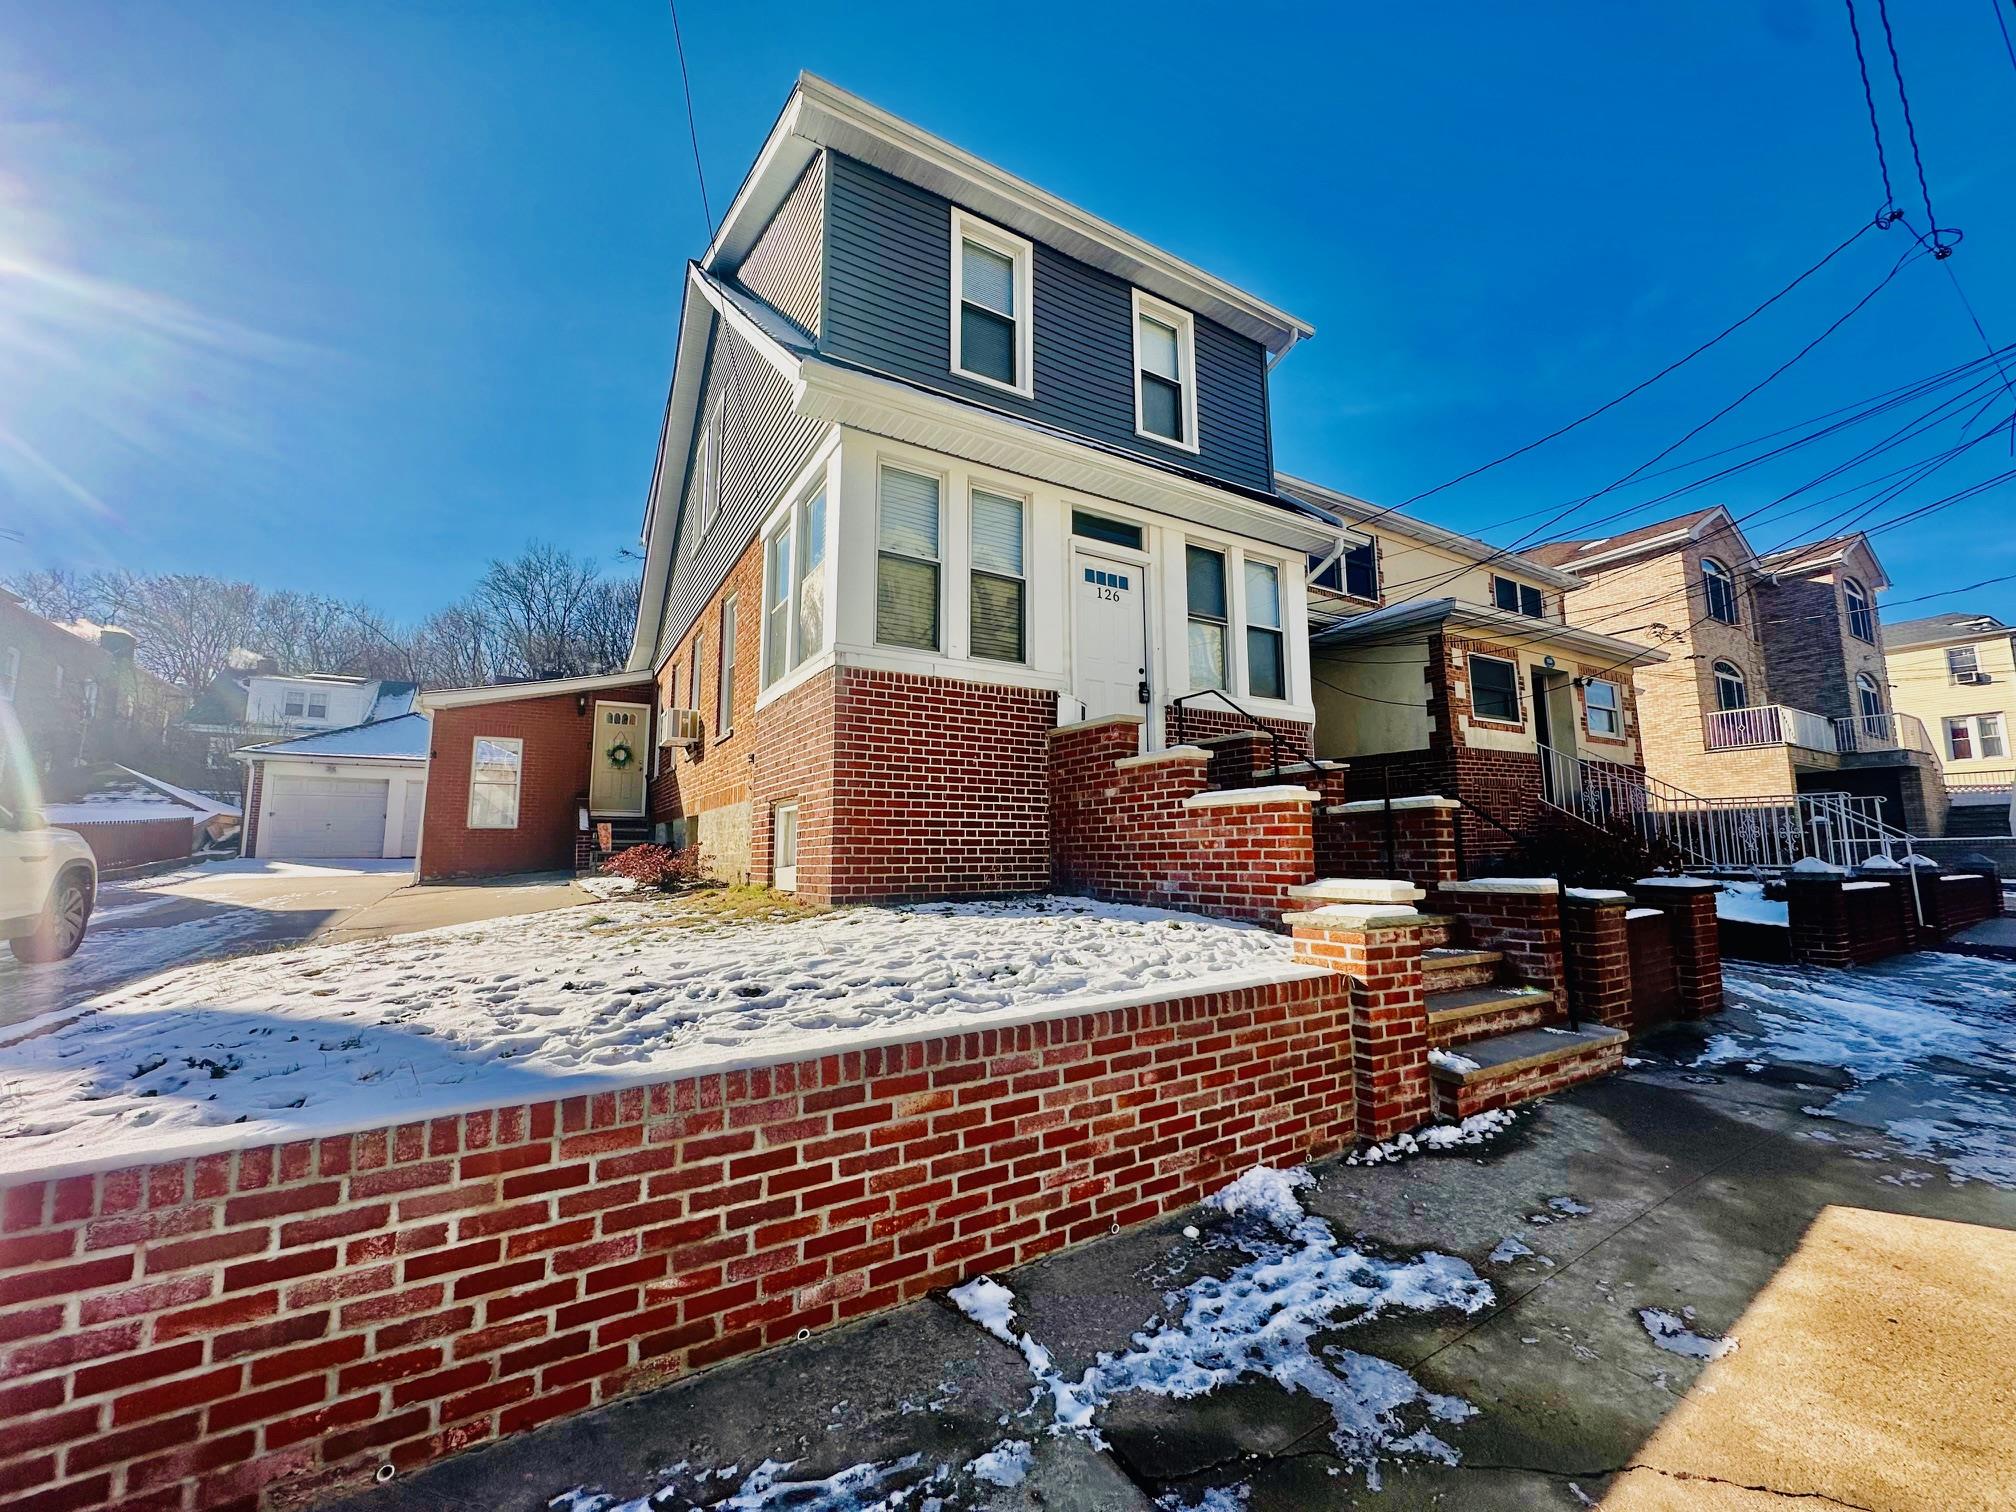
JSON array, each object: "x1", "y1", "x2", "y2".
[{"x1": 237, "y1": 713, "x2": 429, "y2": 861}]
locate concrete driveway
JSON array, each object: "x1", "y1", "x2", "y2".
[
  {"x1": 1, "y1": 859, "x2": 588, "y2": 1030},
  {"x1": 340, "y1": 954, "x2": 2016, "y2": 1512}
]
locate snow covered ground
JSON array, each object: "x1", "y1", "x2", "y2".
[
  {"x1": 1706, "y1": 952, "x2": 2016, "y2": 1186},
  {"x1": 0, "y1": 894, "x2": 1303, "y2": 1179},
  {"x1": 1714, "y1": 880, "x2": 1787, "y2": 927}
]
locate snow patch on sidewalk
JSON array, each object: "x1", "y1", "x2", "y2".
[
  {"x1": 1637, "y1": 1307, "x2": 1738, "y2": 1361},
  {"x1": 1346, "y1": 1108, "x2": 1518, "y2": 1166}
]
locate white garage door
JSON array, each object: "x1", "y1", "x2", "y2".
[
  {"x1": 398, "y1": 780, "x2": 425, "y2": 858},
  {"x1": 265, "y1": 775, "x2": 388, "y2": 859}
]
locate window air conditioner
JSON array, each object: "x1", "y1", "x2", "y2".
[
  {"x1": 1957, "y1": 671, "x2": 1992, "y2": 686},
  {"x1": 659, "y1": 708, "x2": 704, "y2": 747}
]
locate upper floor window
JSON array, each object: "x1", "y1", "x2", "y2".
[
  {"x1": 1947, "y1": 713, "x2": 2007, "y2": 762},
  {"x1": 284, "y1": 689, "x2": 305, "y2": 717},
  {"x1": 1702, "y1": 557, "x2": 1740, "y2": 625},
  {"x1": 1712, "y1": 659, "x2": 1749, "y2": 711},
  {"x1": 1585, "y1": 679, "x2": 1621, "y2": 736},
  {"x1": 308, "y1": 692, "x2": 328, "y2": 720},
  {"x1": 1245, "y1": 560, "x2": 1285, "y2": 700},
  {"x1": 1185, "y1": 545, "x2": 1229, "y2": 690},
  {"x1": 1310, "y1": 541, "x2": 1378, "y2": 601},
  {"x1": 694, "y1": 393, "x2": 723, "y2": 538},
  {"x1": 1492, "y1": 576, "x2": 1545, "y2": 619},
  {"x1": 1132, "y1": 291, "x2": 1198, "y2": 452},
  {"x1": 1947, "y1": 644, "x2": 1982, "y2": 682},
  {"x1": 949, "y1": 210, "x2": 1032, "y2": 397},
  {"x1": 875, "y1": 466, "x2": 941, "y2": 652},
  {"x1": 1469, "y1": 654, "x2": 1521, "y2": 723},
  {"x1": 1844, "y1": 576, "x2": 1875, "y2": 642},
  {"x1": 81, "y1": 680, "x2": 98, "y2": 719},
  {"x1": 969, "y1": 488, "x2": 1027, "y2": 664},
  {"x1": 1855, "y1": 672, "x2": 1884, "y2": 721},
  {"x1": 0, "y1": 647, "x2": 16, "y2": 701},
  {"x1": 762, "y1": 485, "x2": 831, "y2": 686}
]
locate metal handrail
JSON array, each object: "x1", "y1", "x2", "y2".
[{"x1": 1168, "y1": 688, "x2": 1283, "y2": 779}]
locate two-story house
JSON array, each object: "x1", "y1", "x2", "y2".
[
  {"x1": 415, "y1": 75, "x2": 1347, "y2": 896},
  {"x1": 1285, "y1": 476, "x2": 1665, "y2": 865},
  {"x1": 1882, "y1": 611, "x2": 2015, "y2": 838},
  {"x1": 1533, "y1": 510, "x2": 1946, "y2": 835}
]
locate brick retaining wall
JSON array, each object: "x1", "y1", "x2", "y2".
[{"x1": 0, "y1": 973, "x2": 1353, "y2": 1512}]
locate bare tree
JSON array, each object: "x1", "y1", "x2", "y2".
[
  {"x1": 406, "y1": 598, "x2": 499, "y2": 689},
  {"x1": 576, "y1": 574, "x2": 641, "y2": 674},
  {"x1": 121, "y1": 575, "x2": 262, "y2": 694},
  {"x1": 5, "y1": 567, "x2": 106, "y2": 624},
  {"x1": 475, "y1": 543, "x2": 604, "y2": 679}
]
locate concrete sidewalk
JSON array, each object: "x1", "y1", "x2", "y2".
[{"x1": 336, "y1": 1040, "x2": 2016, "y2": 1512}]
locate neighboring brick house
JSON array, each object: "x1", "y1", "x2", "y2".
[
  {"x1": 1533, "y1": 510, "x2": 1945, "y2": 834},
  {"x1": 0, "y1": 587, "x2": 190, "y2": 793},
  {"x1": 1285, "y1": 475, "x2": 1666, "y2": 866},
  {"x1": 415, "y1": 75, "x2": 1347, "y2": 900}
]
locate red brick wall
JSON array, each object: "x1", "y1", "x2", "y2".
[
  {"x1": 1291, "y1": 913, "x2": 1429, "y2": 1139},
  {"x1": 418, "y1": 683, "x2": 654, "y2": 882},
  {"x1": 1429, "y1": 885, "x2": 1564, "y2": 995},
  {"x1": 1049, "y1": 720, "x2": 1318, "y2": 926},
  {"x1": 651, "y1": 537, "x2": 764, "y2": 865},
  {"x1": 1625, "y1": 910, "x2": 1682, "y2": 1031},
  {"x1": 53, "y1": 820, "x2": 193, "y2": 871},
  {"x1": 750, "y1": 667, "x2": 839, "y2": 901},
  {"x1": 1322, "y1": 803, "x2": 1461, "y2": 892},
  {"x1": 1164, "y1": 705, "x2": 1312, "y2": 768},
  {"x1": 240, "y1": 765, "x2": 263, "y2": 858},
  {"x1": 0, "y1": 974, "x2": 1353, "y2": 1512},
  {"x1": 1562, "y1": 895, "x2": 1633, "y2": 1031}
]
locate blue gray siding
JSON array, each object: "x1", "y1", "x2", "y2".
[
  {"x1": 822, "y1": 154, "x2": 1273, "y2": 492},
  {"x1": 655, "y1": 320, "x2": 827, "y2": 663},
  {"x1": 736, "y1": 154, "x2": 824, "y2": 337}
]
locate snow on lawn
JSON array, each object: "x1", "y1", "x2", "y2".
[
  {"x1": 950, "y1": 1165, "x2": 1492, "y2": 1490},
  {"x1": 1714, "y1": 881, "x2": 1787, "y2": 928},
  {"x1": 0, "y1": 894, "x2": 1302, "y2": 1179},
  {"x1": 1708, "y1": 953, "x2": 2016, "y2": 1186}
]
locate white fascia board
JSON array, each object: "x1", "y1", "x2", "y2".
[
  {"x1": 415, "y1": 671, "x2": 651, "y2": 712},
  {"x1": 798, "y1": 360, "x2": 1337, "y2": 554},
  {"x1": 703, "y1": 74, "x2": 1313, "y2": 359},
  {"x1": 1551, "y1": 527, "x2": 1701, "y2": 574},
  {"x1": 1275, "y1": 473, "x2": 1584, "y2": 590}
]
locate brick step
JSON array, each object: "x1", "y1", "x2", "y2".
[
  {"x1": 1429, "y1": 1024, "x2": 1628, "y2": 1121},
  {"x1": 1421, "y1": 947, "x2": 1503, "y2": 995},
  {"x1": 1415, "y1": 912, "x2": 1458, "y2": 950},
  {"x1": 1425, "y1": 985, "x2": 1554, "y2": 1049}
]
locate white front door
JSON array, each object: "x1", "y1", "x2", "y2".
[
  {"x1": 589, "y1": 702, "x2": 649, "y2": 816},
  {"x1": 1071, "y1": 550, "x2": 1149, "y2": 723}
]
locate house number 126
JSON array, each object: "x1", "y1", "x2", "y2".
[{"x1": 1096, "y1": 585, "x2": 1122, "y2": 602}]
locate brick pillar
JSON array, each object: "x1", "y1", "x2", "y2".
[
  {"x1": 1632, "y1": 878, "x2": 1724, "y2": 1015},
  {"x1": 1562, "y1": 890, "x2": 1633, "y2": 1030},
  {"x1": 1431, "y1": 877, "x2": 1563, "y2": 994},
  {"x1": 1783, "y1": 867, "x2": 1851, "y2": 968},
  {"x1": 1290, "y1": 905, "x2": 1430, "y2": 1141},
  {"x1": 1857, "y1": 862, "x2": 1920, "y2": 952}
]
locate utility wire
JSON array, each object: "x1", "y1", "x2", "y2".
[
  {"x1": 1994, "y1": 0, "x2": 2016, "y2": 82},
  {"x1": 667, "y1": 0, "x2": 714, "y2": 237},
  {"x1": 1876, "y1": 0, "x2": 1949, "y2": 254},
  {"x1": 1844, "y1": 0, "x2": 1901, "y2": 221}
]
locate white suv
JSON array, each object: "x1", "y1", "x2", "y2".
[{"x1": 2, "y1": 801, "x2": 97, "y2": 963}]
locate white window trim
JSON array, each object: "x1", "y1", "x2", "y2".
[
  {"x1": 1185, "y1": 540, "x2": 1231, "y2": 694},
  {"x1": 1701, "y1": 557, "x2": 1740, "y2": 626},
  {"x1": 872, "y1": 460, "x2": 946, "y2": 655},
  {"x1": 467, "y1": 736, "x2": 524, "y2": 830},
  {"x1": 949, "y1": 208, "x2": 1035, "y2": 400},
  {"x1": 760, "y1": 476, "x2": 835, "y2": 689},
  {"x1": 1467, "y1": 652, "x2": 1523, "y2": 725},
  {"x1": 1237, "y1": 551, "x2": 1290, "y2": 704},
  {"x1": 1585, "y1": 678, "x2": 1622, "y2": 737},
  {"x1": 715, "y1": 594, "x2": 737, "y2": 739},
  {"x1": 967, "y1": 483, "x2": 1031, "y2": 667},
  {"x1": 1948, "y1": 713, "x2": 2007, "y2": 761},
  {"x1": 772, "y1": 801, "x2": 800, "y2": 892},
  {"x1": 1131, "y1": 288, "x2": 1200, "y2": 455}
]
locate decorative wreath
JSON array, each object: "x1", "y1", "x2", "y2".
[{"x1": 606, "y1": 741, "x2": 635, "y2": 770}]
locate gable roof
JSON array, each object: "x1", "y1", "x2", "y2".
[
  {"x1": 1275, "y1": 474, "x2": 1584, "y2": 589},
  {"x1": 237, "y1": 712, "x2": 431, "y2": 763},
  {"x1": 1882, "y1": 611, "x2": 2012, "y2": 650},
  {"x1": 703, "y1": 74, "x2": 1313, "y2": 360},
  {"x1": 1524, "y1": 507, "x2": 1728, "y2": 570},
  {"x1": 1755, "y1": 532, "x2": 1890, "y2": 588}
]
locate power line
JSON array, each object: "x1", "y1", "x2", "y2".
[
  {"x1": 666, "y1": 0, "x2": 714, "y2": 238},
  {"x1": 1844, "y1": 0, "x2": 1902, "y2": 221},
  {"x1": 1993, "y1": 0, "x2": 2016, "y2": 82},
  {"x1": 1875, "y1": 0, "x2": 1950, "y2": 254}
]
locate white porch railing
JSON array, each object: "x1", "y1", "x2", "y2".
[
  {"x1": 1945, "y1": 767, "x2": 2016, "y2": 796},
  {"x1": 1535, "y1": 744, "x2": 1900, "y2": 871},
  {"x1": 1833, "y1": 711, "x2": 1935, "y2": 756},
  {"x1": 1704, "y1": 704, "x2": 1839, "y2": 754}
]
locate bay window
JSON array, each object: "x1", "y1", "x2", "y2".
[
  {"x1": 1244, "y1": 559, "x2": 1285, "y2": 700},
  {"x1": 876, "y1": 467, "x2": 941, "y2": 651},
  {"x1": 1185, "y1": 545, "x2": 1228, "y2": 689},
  {"x1": 969, "y1": 488, "x2": 1026, "y2": 663}
]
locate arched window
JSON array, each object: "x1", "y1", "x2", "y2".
[
  {"x1": 1856, "y1": 672, "x2": 1883, "y2": 720},
  {"x1": 1712, "y1": 660, "x2": 1749, "y2": 711},
  {"x1": 1702, "y1": 557, "x2": 1739, "y2": 625},
  {"x1": 1844, "y1": 576, "x2": 1876, "y2": 642}
]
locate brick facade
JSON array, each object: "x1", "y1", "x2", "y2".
[
  {"x1": 418, "y1": 681, "x2": 655, "y2": 883},
  {"x1": 1289, "y1": 908, "x2": 1430, "y2": 1140},
  {"x1": 0, "y1": 973, "x2": 1355, "y2": 1512},
  {"x1": 1048, "y1": 717, "x2": 1319, "y2": 926}
]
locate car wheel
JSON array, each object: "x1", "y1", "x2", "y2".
[{"x1": 10, "y1": 875, "x2": 91, "y2": 964}]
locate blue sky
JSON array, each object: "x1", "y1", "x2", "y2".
[{"x1": 3, "y1": 1, "x2": 2013, "y2": 626}]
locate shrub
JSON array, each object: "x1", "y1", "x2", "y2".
[{"x1": 600, "y1": 843, "x2": 707, "y2": 892}]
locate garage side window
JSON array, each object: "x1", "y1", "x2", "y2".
[{"x1": 468, "y1": 737, "x2": 523, "y2": 829}]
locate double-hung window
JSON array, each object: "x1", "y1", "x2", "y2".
[
  {"x1": 1310, "y1": 541, "x2": 1379, "y2": 601},
  {"x1": 1186, "y1": 545, "x2": 1229, "y2": 689},
  {"x1": 283, "y1": 690, "x2": 305, "y2": 718},
  {"x1": 307, "y1": 692, "x2": 328, "y2": 720},
  {"x1": 715, "y1": 595, "x2": 737, "y2": 736},
  {"x1": 1470, "y1": 655, "x2": 1520, "y2": 723},
  {"x1": 1585, "y1": 679, "x2": 1621, "y2": 736},
  {"x1": 694, "y1": 396, "x2": 722, "y2": 538},
  {"x1": 81, "y1": 680, "x2": 98, "y2": 719},
  {"x1": 1947, "y1": 645, "x2": 1981, "y2": 682},
  {"x1": 689, "y1": 630, "x2": 705, "y2": 718},
  {"x1": 876, "y1": 467, "x2": 941, "y2": 651},
  {"x1": 1492, "y1": 576, "x2": 1545, "y2": 618},
  {"x1": 1948, "y1": 714, "x2": 2007, "y2": 761},
  {"x1": 467, "y1": 737, "x2": 523, "y2": 829},
  {"x1": 1133, "y1": 290, "x2": 1198, "y2": 450},
  {"x1": 969, "y1": 488, "x2": 1026, "y2": 663},
  {"x1": 1244, "y1": 559, "x2": 1285, "y2": 700},
  {"x1": 762, "y1": 487, "x2": 830, "y2": 687},
  {"x1": 950, "y1": 211, "x2": 1032, "y2": 396}
]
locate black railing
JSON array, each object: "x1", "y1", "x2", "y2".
[{"x1": 1168, "y1": 689, "x2": 1284, "y2": 781}]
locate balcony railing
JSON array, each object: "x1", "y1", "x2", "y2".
[
  {"x1": 1832, "y1": 711, "x2": 1935, "y2": 756},
  {"x1": 1703, "y1": 704, "x2": 1838, "y2": 754}
]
